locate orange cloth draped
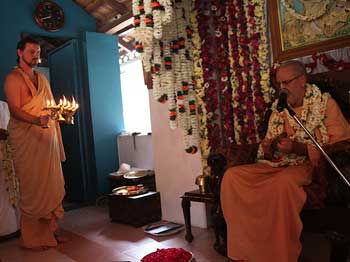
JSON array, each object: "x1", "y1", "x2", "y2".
[
  {"x1": 7, "y1": 68, "x2": 66, "y2": 248},
  {"x1": 221, "y1": 98, "x2": 350, "y2": 262}
]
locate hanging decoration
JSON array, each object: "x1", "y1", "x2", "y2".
[
  {"x1": 191, "y1": 2, "x2": 210, "y2": 171},
  {"x1": 133, "y1": 0, "x2": 199, "y2": 154},
  {"x1": 192, "y1": 0, "x2": 273, "y2": 160},
  {"x1": 227, "y1": 0, "x2": 272, "y2": 144},
  {"x1": 304, "y1": 53, "x2": 350, "y2": 73}
]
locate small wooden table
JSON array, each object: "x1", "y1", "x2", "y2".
[{"x1": 181, "y1": 189, "x2": 215, "y2": 242}]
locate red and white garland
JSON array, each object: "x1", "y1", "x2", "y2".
[
  {"x1": 305, "y1": 52, "x2": 350, "y2": 73},
  {"x1": 192, "y1": 0, "x2": 273, "y2": 163}
]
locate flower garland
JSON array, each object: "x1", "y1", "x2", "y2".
[
  {"x1": 257, "y1": 83, "x2": 329, "y2": 167},
  {"x1": 281, "y1": 0, "x2": 330, "y2": 22},
  {"x1": 191, "y1": 1, "x2": 210, "y2": 170},
  {"x1": 305, "y1": 52, "x2": 350, "y2": 73},
  {"x1": 0, "y1": 140, "x2": 19, "y2": 206},
  {"x1": 194, "y1": 0, "x2": 222, "y2": 152},
  {"x1": 227, "y1": 0, "x2": 242, "y2": 143},
  {"x1": 226, "y1": 0, "x2": 272, "y2": 144},
  {"x1": 133, "y1": 0, "x2": 200, "y2": 154},
  {"x1": 251, "y1": 0, "x2": 273, "y2": 128},
  {"x1": 213, "y1": 0, "x2": 235, "y2": 145},
  {"x1": 191, "y1": 0, "x2": 272, "y2": 170}
]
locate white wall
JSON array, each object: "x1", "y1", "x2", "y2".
[
  {"x1": 148, "y1": 90, "x2": 208, "y2": 228},
  {"x1": 117, "y1": 134, "x2": 154, "y2": 170}
]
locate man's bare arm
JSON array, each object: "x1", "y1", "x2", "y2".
[{"x1": 4, "y1": 73, "x2": 42, "y2": 125}]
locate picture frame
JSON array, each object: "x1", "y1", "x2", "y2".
[{"x1": 268, "y1": 0, "x2": 350, "y2": 62}]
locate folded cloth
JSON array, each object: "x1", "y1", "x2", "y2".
[
  {"x1": 0, "y1": 101, "x2": 10, "y2": 130},
  {"x1": 118, "y1": 163, "x2": 131, "y2": 172}
]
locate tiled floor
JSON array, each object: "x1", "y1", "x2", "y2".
[{"x1": 0, "y1": 206, "x2": 332, "y2": 262}]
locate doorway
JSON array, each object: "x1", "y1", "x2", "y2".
[{"x1": 21, "y1": 33, "x2": 96, "y2": 210}]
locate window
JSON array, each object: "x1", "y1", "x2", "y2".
[{"x1": 120, "y1": 57, "x2": 152, "y2": 134}]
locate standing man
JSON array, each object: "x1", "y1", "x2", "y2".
[
  {"x1": 4, "y1": 36, "x2": 66, "y2": 250},
  {"x1": 221, "y1": 60, "x2": 350, "y2": 261}
]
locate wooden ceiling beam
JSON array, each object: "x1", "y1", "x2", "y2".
[
  {"x1": 105, "y1": 0, "x2": 127, "y2": 14},
  {"x1": 85, "y1": 0, "x2": 105, "y2": 13},
  {"x1": 97, "y1": 11, "x2": 133, "y2": 34}
]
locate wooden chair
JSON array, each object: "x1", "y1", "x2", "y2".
[{"x1": 207, "y1": 69, "x2": 350, "y2": 261}]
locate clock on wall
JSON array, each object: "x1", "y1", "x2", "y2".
[{"x1": 34, "y1": 1, "x2": 65, "y2": 32}]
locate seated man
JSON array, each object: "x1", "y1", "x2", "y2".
[{"x1": 221, "y1": 60, "x2": 350, "y2": 262}]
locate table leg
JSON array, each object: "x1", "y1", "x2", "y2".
[{"x1": 181, "y1": 197, "x2": 193, "y2": 242}]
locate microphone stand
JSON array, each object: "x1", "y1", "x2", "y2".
[{"x1": 285, "y1": 105, "x2": 350, "y2": 189}]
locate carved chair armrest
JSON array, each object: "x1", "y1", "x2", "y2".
[
  {"x1": 324, "y1": 140, "x2": 350, "y2": 165},
  {"x1": 207, "y1": 144, "x2": 260, "y2": 196},
  {"x1": 208, "y1": 143, "x2": 260, "y2": 169}
]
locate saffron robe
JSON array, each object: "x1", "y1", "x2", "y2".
[
  {"x1": 221, "y1": 98, "x2": 350, "y2": 262},
  {"x1": 7, "y1": 68, "x2": 66, "y2": 248}
]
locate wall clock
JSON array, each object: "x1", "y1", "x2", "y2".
[{"x1": 34, "y1": 1, "x2": 65, "y2": 32}]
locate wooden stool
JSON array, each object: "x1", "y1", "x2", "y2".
[{"x1": 180, "y1": 189, "x2": 215, "y2": 242}]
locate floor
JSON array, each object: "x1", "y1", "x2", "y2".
[{"x1": 0, "y1": 206, "x2": 332, "y2": 262}]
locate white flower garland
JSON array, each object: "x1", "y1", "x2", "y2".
[
  {"x1": 258, "y1": 83, "x2": 330, "y2": 167},
  {"x1": 133, "y1": 0, "x2": 199, "y2": 153},
  {"x1": 281, "y1": 0, "x2": 330, "y2": 22}
]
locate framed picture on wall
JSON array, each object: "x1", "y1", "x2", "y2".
[{"x1": 268, "y1": 0, "x2": 350, "y2": 62}]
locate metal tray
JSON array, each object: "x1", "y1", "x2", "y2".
[{"x1": 112, "y1": 185, "x2": 148, "y2": 196}]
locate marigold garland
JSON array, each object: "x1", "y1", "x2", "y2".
[{"x1": 191, "y1": 1, "x2": 210, "y2": 170}]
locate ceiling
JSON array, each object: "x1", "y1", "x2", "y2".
[{"x1": 73, "y1": 0, "x2": 135, "y2": 56}]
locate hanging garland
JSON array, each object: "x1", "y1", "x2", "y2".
[
  {"x1": 133, "y1": 0, "x2": 199, "y2": 154},
  {"x1": 194, "y1": 0, "x2": 222, "y2": 153},
  {"x1": 305, "y1": 52, "x2": 350, "y2": 73},
  {"x1": 212, "y1": 0, "x2": 235, "y2": 145},
  {"x1": 227, "y1": 0, "x2": 273, "y2": 144},
  {"x1": 191, "y1": 1, "x2": 210, "y2": 171},
  {"x1": 193, "y1": 0, "x2": 273, "y2": 151}
]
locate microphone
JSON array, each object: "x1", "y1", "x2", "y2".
[{"x1": 277, "y1": 89, "x2": 288, "y2": 112}]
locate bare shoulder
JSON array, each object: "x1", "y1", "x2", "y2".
[
  {"x1": 4, "y1": 70, "x2": 25, "y2": 91},
  {"x1": 5, "y1": 70, "x2": 23, "y2": 84}
]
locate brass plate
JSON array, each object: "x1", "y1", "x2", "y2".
[
  {"x1": 123, "y1": 170, "x2": 148, "y2": 179},
  {"x1": 112, "y1": 185, "x2": 148, "y2": 196}
]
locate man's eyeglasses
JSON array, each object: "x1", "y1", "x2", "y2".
[{"x1": 276, "y1": 74, "x2": 303, "y2": 86}]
